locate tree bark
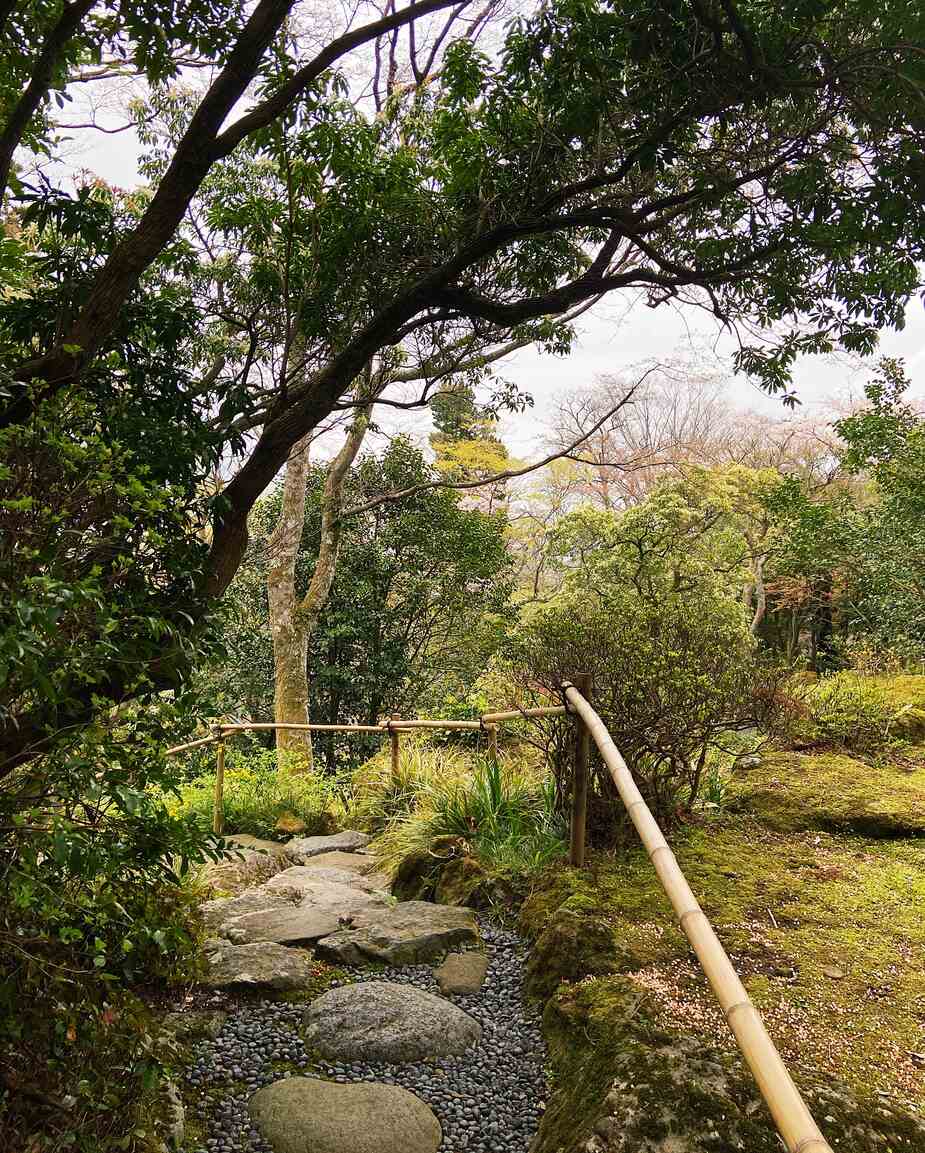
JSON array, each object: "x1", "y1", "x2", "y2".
[
  {"x1": 266, "y1": 434, "x2": 313, "y2": 769},
  {"x1": 265, "y1": 405, "x2": 371, "y2": 770}
]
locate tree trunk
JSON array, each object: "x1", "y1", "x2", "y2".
[
  {"x1": 266, "y1": 434, "x2": 313, "y2": 770},
  {"x1": 265, "y1": 405, "x2": 372, "y2": 771}
]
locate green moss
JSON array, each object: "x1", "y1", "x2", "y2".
[
  {"x1": 524, "y1": 907, "x2": 640, "y2": 1002},
  {"x1": 730, "y1": 748, "x2": 925, "y2": 836},
  {"x1": 525, "y1": 815, "x2": 925, "y2": 1108},
  {"x1": 535, "y1": 977, "x2": 925, "y2": 1153},
  {"x1": 435, "y1": 855, "x2": 489, "y2": 906}
]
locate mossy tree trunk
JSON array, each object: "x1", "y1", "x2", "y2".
[{"x1": 266, "y1": 406, "x2": 372, "y2": 771}]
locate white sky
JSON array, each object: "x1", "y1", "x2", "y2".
[{"x1": 52, "y1": 103, "x2": 925, "y2": 464}]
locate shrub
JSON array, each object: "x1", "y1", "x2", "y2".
[
  {"x1": 172, "y1": 748, "x2": 340, "y2": 839},
  {"x1": 796, "y1": 673, "x2": 925, "y2": 752},
  {"x1": 0, "y1": 714, "x2": 214, "y2": 1152},
  {"x1": 510, "y1": 590, "x2": 779, "y2": 837}
]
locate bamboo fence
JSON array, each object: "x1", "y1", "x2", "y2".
[
  {"x1": 561, "y1": 680, "x2": 834, "y2": 1153},
  {"x1": 167, "y1": 687, "x2": 835, "y2": 1153}
]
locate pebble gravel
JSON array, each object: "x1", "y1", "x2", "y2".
[{"x1": 182, "y1": 919, "x2": 548, "y2": 1153}]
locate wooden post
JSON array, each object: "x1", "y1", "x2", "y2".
[
  {"x1": 390, "y1": 714, "x2": 401, "y2": 780},
  {"x1": 486, "y1": 724, "x2": 499, "y2": 765},
  {"x1": 569, "y1": 672, "x2": 592, "y2": 868},
  {"x1": 212, "y1": 730, "x2": 226, "y2": 835}
]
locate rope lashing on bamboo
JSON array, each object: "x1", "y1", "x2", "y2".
[{"x1": 560, "y1": 679, "x2": 834, "y2": 1153}]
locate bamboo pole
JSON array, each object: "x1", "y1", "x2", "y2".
[
  {"x1": 561, "y1": 682, "x2": 832, "y2": 1153},
  {"x1": 390, "y1": 714, "x2": 401, "y2": 780},
  {"x1": 568, "y1": 673, "x2": 591, "y2": 867},
  {"x1": 212, "y1": 733, "x2": 226, "y2": 836},
  {"x1": 218, "y1": 721, "x2": 386, "y2": 734},
  {"x1": 165, "y1": 735, "x2": 218, "y2": 756},
  {"x1": 166, "y1": 704, "x2": 569, "y2": 757},
  {"x1": 480, "y1": 704, "x2": 567, "y2": 723},
  {"x1": 486, "y1": 724, "x2": 499, "y2": 765}
]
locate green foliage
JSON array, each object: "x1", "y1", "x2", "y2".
[
  {"x1": 794, "y1": 672, "x2": 925, "y2": 754},
  {"x1": 361, "y1": 744, "x2": 565, "y2": 881},
  {"x1": 0, "y1": 708, "x2": 217, "y2": 1151},
  {"x1": 213, "y1": 436, "x2": 512, "y2": 766},
  {"x1": 510, "y1": 478, "x2": 780, "y2": 833},
  {"x1": 172, "y1": 749, "x2": 339, "y2": 840}
]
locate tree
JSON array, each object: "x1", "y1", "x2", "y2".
[
  {"x1": 218, "y1": 436, "x2": 512, "y2": 769},
  {"x1": 5, "y1": 0, "x2": 925, "y2": 766}
]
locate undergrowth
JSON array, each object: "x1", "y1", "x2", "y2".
[
  {"x1": 359, "y1": 741, "x2": 566, "y2": 880},
  {"x1": 171, "y1": 749, "x2": 340, "y2": 840}
]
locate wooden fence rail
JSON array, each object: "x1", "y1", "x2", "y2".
[
  {"x1": 165, "y1": 706, "x2": 569, "y2": 833},
  {"x1": 561, "y1": 679, "x2": 833, "y2": 1153}
]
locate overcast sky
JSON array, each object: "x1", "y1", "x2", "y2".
[{"x1": 49, "y1": 96, "x2": 925, "y2": 463}]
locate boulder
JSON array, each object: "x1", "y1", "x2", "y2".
[
  {"x1": 287, "y1": 830, "x2": 371, "y2": 861},
  {"x1": 159, "y1": 1010, "x2": 227, "y2": 1044},
  {"x1": 434, "y1": 952, "x2": 489, "y2": 995},
  {"x1": 202, "y1": 938, "x2": 318, "y2": 991},
  {"x1": 434, "y1": 855, "x2": 489, "y2": 906},
  {"x1": 391, "y1": 851, "x2": 437, "y2": 901},
  {"x1": 249, "y1": 1077, "x2": 441, "y2": 1153},
  {"x1": 303, "y1": 981, "x2": 481, "y2": 1063},
  {"x1": 200, "y1": 836, "x2": 293, "y2": 892},
  {"x1": 275, "y1": 812, "x2": 307, "y2": 835},
  {"x1": 525, "y1": 908, "x2": 638, "y2": 1002},
  {"x1": 316, "y1": 901, "x2": 479, "y2": 966}
]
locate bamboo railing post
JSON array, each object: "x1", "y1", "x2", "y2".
[
  {"x1": 568, "y1": 673, "x2": 592, "y2": 867},
  {"x1": 390, "y1": 714, "x2": 401, "y2": 780},
  {"x1": 212, "y1": 727, "x2": 226, "y2": 836},
  {"x1": 486, "y1": 723, "x2": 499, "y2": 765}
]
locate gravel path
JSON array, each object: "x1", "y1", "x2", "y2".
[{"x1": 184, "y1": 919, "x2": 548, "y2": 1153}]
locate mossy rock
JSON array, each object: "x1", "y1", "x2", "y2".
[
  {"x1": 524, "y1": 908, "x2": 638, "y2": 1002},
  {"x1": 434, "y1": 856, "x2": 488, "y2": 907},
  {"x1": 730, "y1": 750, "x2": 925, "y2": 836},
  {"x1": 534, "y1": 976, "x2": 925, "y2": 1153},
  {"x1": 391, "y1": 851, "x2": 438, "y2": 901}
]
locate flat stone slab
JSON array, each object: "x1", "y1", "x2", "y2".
[
  {"x1": 434, "y1": 952, "x2": 489, "y2": 995},
  {"x1": 200, "y1": 837, "x2": 294, "y2": 891},
  {"x1": 287, "y1": 830, "x2": 371, "y2": 861},
  {"x1": 297, "y1": 865, "x2": 391, "y2": 893},
  {"x1": 249, "y1": 1077, "x2": 441, "y2": 1153},
  {"x1": 207, "y1": 876, "x2": 390, "y2": 945},
  {"x1": 316, "y1": 901, "x2": 479, "y2": 966},
  {"x1": 303, "y1": 981, "x2": 481, "y2": 1063},
  {"x1": 226, "y1": 834, "x2": 289, "y2": 855},
  {"x1": 202, "y1": 939, "x2": 318, "y2": 991}
]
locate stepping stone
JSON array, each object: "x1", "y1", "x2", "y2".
[
  {"x1": 226, "y1": 834, "x2": 289, "y2": 854},
  {"x1": 298, "y1": 850, "x2": 390, "y2": 890},
  {"x1": 316, "y1": 901, "x2": 478, "y2": 966},
  {"x1": 287, "y1": 830, "x2": 370, "y2": 861},
  {"x1": 297, "y1": 866, "x2": 391, "y2": 893},
  {"x1": 249, "y1": 1077, "x2": 441, "y2": 1153},
  {"x1": 202, "y1": 939, "x2": 318, "y2": 991},
  {"x1": 303, "y1": 980, "x2": 481, "y2": 1063},
  {"x1": 208, "y1": 877, "x2": 390, "y2": 945},
  {"x1": 434, "y1": 952, "x2": 489, "y2": 995},
  {"x1": 200, "y1": 836, "x2": 294, "y2": 891}
]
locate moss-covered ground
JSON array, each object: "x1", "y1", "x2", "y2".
[{"x1": 523, "y1": 677, "x2": 925, "y2": 1128}]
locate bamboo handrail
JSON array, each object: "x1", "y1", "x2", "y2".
[
  {"x1": 561, "y1": 681, "x2": 833, "y2": 1153},
  {"x1": 166, "y1": 706, "x2": 567, "y2": 753}
]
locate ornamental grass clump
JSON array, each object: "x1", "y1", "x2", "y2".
[{"x1": 365, "y1": 746, "x2": 565, "y2": 880}]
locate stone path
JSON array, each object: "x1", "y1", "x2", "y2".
[{"x1": 175, "y1": 832, "x2": 548, "y2": 1153}]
